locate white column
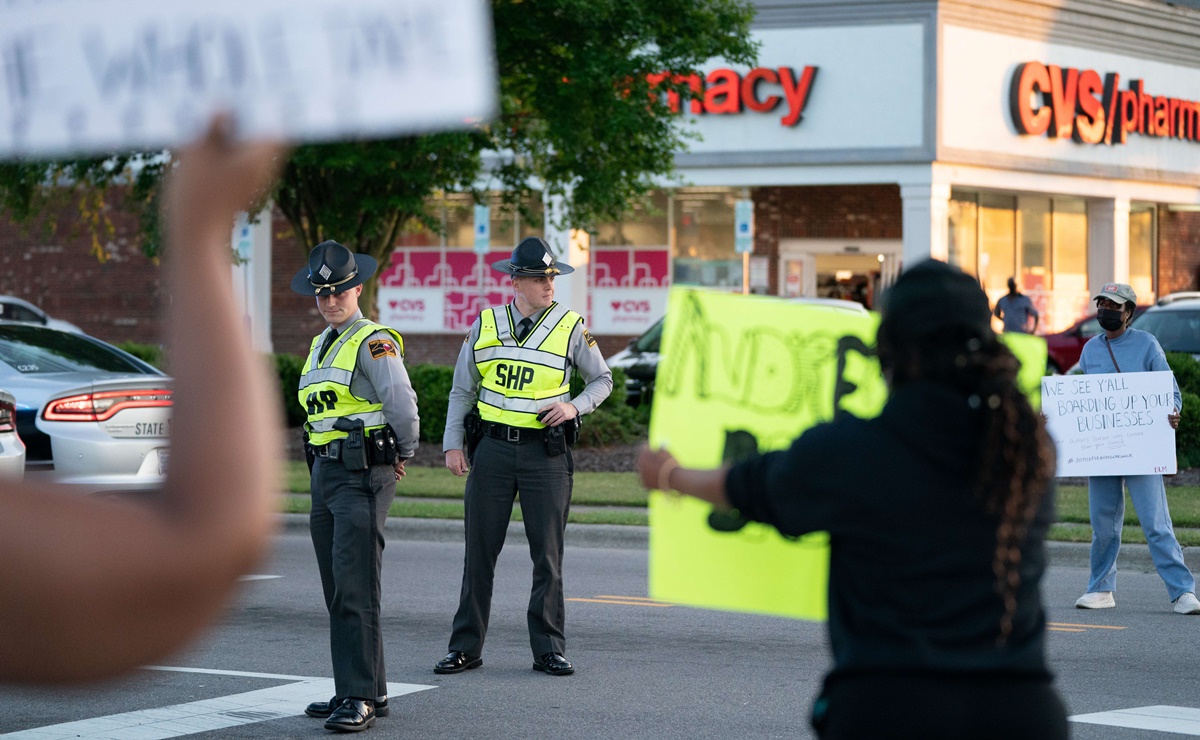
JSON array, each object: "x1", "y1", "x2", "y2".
[
  {"x1": 900, "y1": 183, "x2": 952, "y2": 269},
  {"x1": 1087, "y1": 197, "x2": 1130, "y2": 292},
  {"x1": 543, "y1": 191, "x2": 590, "y2": 322},
  {"x1": 230, "y1": 207, "x2": 274, "y2": 354}
]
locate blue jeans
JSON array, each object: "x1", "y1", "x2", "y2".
[{"x1": 1088, "y1": 474, "x2": 1196, "y2": 600}]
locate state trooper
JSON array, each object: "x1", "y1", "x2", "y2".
[
  {"x1": 435, "y1": 236, "x2": 612, "y2": 677},
  {"x1": 292, "y1": 240, "x2": 420, "y2": 733}
]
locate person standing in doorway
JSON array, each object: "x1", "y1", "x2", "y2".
[
  {"x1": 293, "y1": 241, "x2": 420, "y2": 732},
  {"x1": 993, "y1": 277, "x2": 1039, "y2": 334},
  {"x1": 1073, "y1": 282, "x2": 1199, "y2": 615},
  {"x1": 436, "y1": 236, "x2": 612, "y2": 677}
]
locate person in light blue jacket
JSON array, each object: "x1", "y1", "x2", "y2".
[{"x1": 1075, "y1": 282, "x2": 1199, "y2": 614}]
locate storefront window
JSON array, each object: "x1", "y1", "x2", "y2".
[
  {"x1": 948, "y1": 192, "x2": 978, "y2": 276},
  {"x1": 1129, "y1": 204, "x2": 1157, "y2": 303},
  {"x1": 979, "y1": 194, "x2": 1016, "y2": 295},
  {"x1": 593, "y1": 191, "x2": 669, "y2": 247},
  {"x1": 1018, "y1": 197, "x2": 1050, "y2": 292},
  {"x1": 672, "y1": 188, "x2": 741, "y2": 289},
  {"x1": 433, "y1": 192, "x2": 545, "y2": 249},
  {"x1": 1051, "y1": 199, "x2": 1088, "y2": 310}
]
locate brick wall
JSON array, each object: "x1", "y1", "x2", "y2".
[
  {"x1": 752, "y1": 184, "x2": 903, "y2": 295},
  {"x1": 1158, "y1": 206, "x2": 1200, "y2": 295}
]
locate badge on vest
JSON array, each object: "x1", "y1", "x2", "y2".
[{"x1": 369, "y1": 339, "x2": 397, "y2": 359}]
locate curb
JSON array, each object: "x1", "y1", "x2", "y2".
[
  {"x1": 277, "y1": 515, "x2": 1197, "y2": 566},
  {"x1": 277, "y1": 514, "x2": 649, "y2": 550}
]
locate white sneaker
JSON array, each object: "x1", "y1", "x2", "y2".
[
  {"x1": 1173, "y1": 592, "x2": 1200, "y2": 614},
  {"x1": 1075, "y1": 591, "x2": 1116, "y2": 609}
]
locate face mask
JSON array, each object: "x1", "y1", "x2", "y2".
[{"x1": 1097, "y1": 307, "x2": 1126, "y2": 331}]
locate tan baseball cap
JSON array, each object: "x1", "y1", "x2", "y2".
[{"x1": 1093, "y1": 282, "x2": 1137, "y2": 305}]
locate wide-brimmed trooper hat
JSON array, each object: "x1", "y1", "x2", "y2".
[
  {"x1": 491, "y1": 236, "x2": 574, "y2": 276},
  {"x1": 1093, "y1": 282, "x2": 1137, "y2": 306},
  {"x1": 290, "y1": 240, "x2": 377, "y2": 296}
]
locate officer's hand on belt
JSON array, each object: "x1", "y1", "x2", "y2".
[
  {"x1": 536, "y1": 402, "x2": 579, "y2": 427},
  {"x1": 394, "y1": 458, "x2": 407, "y2": 481},
  {"x1": 446, "y1": 449, "x2": 469, "y2": 477}
]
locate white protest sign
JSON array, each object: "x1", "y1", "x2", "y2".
[
  {"x1": 1042, "y1": 371, "x2": 1178, "y2": 477},
  {"x1": 0, "y1": 0, "x2": 497, "y2": 158}
]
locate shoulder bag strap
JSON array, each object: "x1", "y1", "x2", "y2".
[{"x1": 1104, "y1": 337, "x2": 1122, "y2": 373}]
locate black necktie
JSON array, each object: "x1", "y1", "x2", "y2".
[
  {"x1": 319, "y1": 329, "x2": 338, "y2": 360},
  {"x1": 516, "y1": 317, "x2": 533, "y2": 341}
]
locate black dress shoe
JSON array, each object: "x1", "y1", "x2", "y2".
[
  {"x1": 434, "y1": 650, "x2": 482, "y2": 674},
  {"x1": 324, "y1": 698, "x2": 375, "y2": 733},
  {"x1": 306, "y1": 695, "x2": 389, "y2": 718},
  {"x1": 532, "y1": 652, "x2": 574, "y2": 676}
]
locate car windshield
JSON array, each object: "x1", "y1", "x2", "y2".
[
  {"x1": 1134, "y1": 309, "x2": 1200, "y2": 354},
  {"x1": 0, "y1": 324, "x2": 152, "y2": 374}
]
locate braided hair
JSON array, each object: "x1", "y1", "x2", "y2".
[{"x1": 877, "y1": 262, "x2": 1055, "y2": 643}]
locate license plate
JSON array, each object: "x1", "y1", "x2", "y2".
[{"x1": 158, "y1": 449, "x2": 170, "y2": 476}]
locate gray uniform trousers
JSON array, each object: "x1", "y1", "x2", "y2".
[
  {"x1": 310, "y1": 458, "x2": 397, "y2": 699},
  {"x1": 448, "y1": 434, "x2": 573, "y2": 658}
]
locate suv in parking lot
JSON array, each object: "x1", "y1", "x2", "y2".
[{"x1": 1132, "y1": 293, "x2": 1200, "y2": 360}]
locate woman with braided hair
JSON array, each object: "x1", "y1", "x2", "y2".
[{"x1": 637, "y1": 260, "x2": 1067, "y2": 739}]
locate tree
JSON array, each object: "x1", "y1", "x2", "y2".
[{"x1": 0, "y1": 0, "x2": 758, "y2": 314}]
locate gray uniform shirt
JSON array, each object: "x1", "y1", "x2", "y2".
[
  {"x1": 442, "y1": 301, "x2": 613, "y2": 452},
  {"x1": 320, "y1": 310, "x2": 420, "y2": 458}
]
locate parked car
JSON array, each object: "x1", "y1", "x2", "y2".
[
  {"x1": 0, "y1": 388, "x2": 26, "y2": 480},
  {"x1": 1043, "y1": 306, "x2": 1148, "y2": 374},
  {"x1": 606, "y1": 296, "x2": 869, "y2": 405},
  {"x1": 0, "y1": 322, "x2": 171, "y2": 493},
  {"x1": 0, "y1": 295, "x2": 83, "y2": 333},
  {"x1": 1132, "y1": 293, "x2": 1200, "y2": 360}
]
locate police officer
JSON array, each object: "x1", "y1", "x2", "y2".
[
  {"x1": 435, "y1": 236, "x2": 612, "y2": 677},
  {"x1": 292, "y1": 240, "x2": 420, "y2": 732}
]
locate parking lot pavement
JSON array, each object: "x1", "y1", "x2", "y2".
[{"x1": 1, "y1": 535, "x2": 1198, "y2": 738}]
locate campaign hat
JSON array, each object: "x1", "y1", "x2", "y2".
[
  {"x1": 1092, "y1": 282, "x2": 1137, "y2": 306},
  {"x1": 290, "y1": 240, "x2": 377, "y2": 296},
  {"x1": 491, "y1": 237, "x2": 574, "y2": 276}
]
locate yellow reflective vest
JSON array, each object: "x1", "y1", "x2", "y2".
[
  {"x1": 299, "y1": 319, "x2": 405, "y2": 445},
  {"x1": 475, "y1": 303, "x2": 578, "y2": 428}
]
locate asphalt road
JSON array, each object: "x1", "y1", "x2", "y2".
[{"x1": 1, "y1": 532, "x2": 1198, "y2": 739}]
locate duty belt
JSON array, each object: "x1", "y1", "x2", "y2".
[
  {"x1": 309, "y1": 440, "x2": 343, "y2": 460},
  {"x1": 480, "y1": 421, "x2": 542, "y2": 444}
]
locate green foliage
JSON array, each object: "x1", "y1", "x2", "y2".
[
  {"x1": 409, "y1": 364, "x2": 455, "y2": 443},
  {"x1": 274, "y1": 353, "x2": 308, "y2": 427},
  {"x1": 1167, "y1": 353, "x2": 1200, "y2": 468},
  {"x1": 570, "y1": 366, "x2": 649, "y2": 446},
  {"x1": 115, "y1": 341, "x2": 163, "y2": 369}
]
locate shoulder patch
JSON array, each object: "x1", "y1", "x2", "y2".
[
  {"x1": 369, "y1": 339, "x2": 398, "y2": 359},
  {"x1": 583, "y1": 328, "x2": 597, "y2": 347}
]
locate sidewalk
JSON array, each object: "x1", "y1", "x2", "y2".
[{"x1": 276, "y1": 513, "x2": 1200, "y2": 572}]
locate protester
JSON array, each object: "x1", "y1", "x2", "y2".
[
  {"x1": 0, "y1": 117, "x2": 285, "y2": 683},
  {"x1": 292, "y1": 241, "x2": 420, "y2": 732},
  {"x1": 436, "y1": 236, "x2": 612, "y2": 677},
  {"x1": 1073, "y1": 282, "x2": 1199, "y2": 614},
  {"x1": 637, "y1": 260, "x2": 1068, "y2": 738},
  {"x1": 993, "y1": 277, "x2": 1039, "y2": 333}
]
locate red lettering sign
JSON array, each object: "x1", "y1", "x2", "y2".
[
  {"x1": 1009, "y1": 61, "x2": 1200, "y2": 146},
  {"x1": 649, "y1": 66, "x2": 818, "y2": 127},
  {"x1": 610, "y1": 300, "x2": 652, "y2": 313},
  {"x1": 388, "y1": 299, "x2": 425, "y2": 311}
]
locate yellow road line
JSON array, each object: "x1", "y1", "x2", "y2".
[
  {"x1": 567, "y1": 597, "x2": 674, "y2": 607},
  {"x1": 1047, "y1": 622, "x2": 1128, "y2": 630},
  {"x1": 596, "y1": 595, "x2": 665, "y2": 602},
  {"x1": 1048, "y1": 627, "x2": 1087, "y2": 632}
]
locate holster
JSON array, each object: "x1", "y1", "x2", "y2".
[
  {"x1": 303, "y1": 429, "x2": 315, "y2": 474},
  {"x1": 564, "y1": 417, "x2": 581, "y2": 447},
  {"x1": 464, "y1": 407, "x2": 484, "y2": 460},
  {"x1": 332, "y1": 417, "x2": 369, "y2": 471},
  {"x1": 543, "y1": 422, "x2": 568, "y2": 457}
]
